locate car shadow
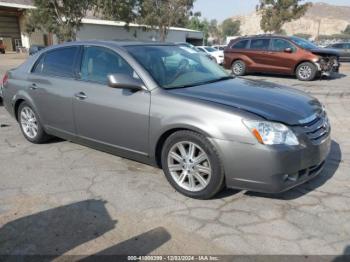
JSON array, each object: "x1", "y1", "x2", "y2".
[
  {"x1": 0, "y1": 200, "x2": 116, "y2": 258},
  {"x1": 333, "y1": 245, "x2": 350, "y2": 262},
  {"x1": 0, "y1": 199, "x2": 171, "y2": 260},
  {"x1": 322, "y1": 73, "x2": 347, "y2": 80},
  {"x1": 245, "y1": 140, "x2": 342, "y2": 200},
  {"x1": 245, "y1": 72, "x2": 346, "y2": 81},
  {"x1": 80, "y1": 227, "x2": 171, "y2": 261}
]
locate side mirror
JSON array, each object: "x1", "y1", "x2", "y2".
[
  {"x1": 107, "y1": 74, "x2": 144, "y2": 91},
  {"x1": 284, "y1": 48, "x2": 293, "y2": 53}
]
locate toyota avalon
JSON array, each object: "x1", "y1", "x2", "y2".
[{"x1": 1, "y1": 41, "x2": 331, "y2": 199}]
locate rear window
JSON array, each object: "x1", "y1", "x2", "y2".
[
  {"x1": 33, "y1": 47, "x2": 79, "y2": 78},
  {"x1": 250, "y1": 39, "x2": 270, "y2": 50},
  {"x1": 232, "y1": 40, "x2": 249, "y2": 49}
]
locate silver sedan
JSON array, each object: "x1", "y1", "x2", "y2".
[{"x1": 1, "y1": 41, "x2": 331, "y2": 199}]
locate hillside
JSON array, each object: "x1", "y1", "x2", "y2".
[{"x1": 232, "y1": 2, "x2": 350, "y2": 38}]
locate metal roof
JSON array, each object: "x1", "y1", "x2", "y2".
[{"x1": 0, "y1": 0, "x2": 35, "y2": 9}]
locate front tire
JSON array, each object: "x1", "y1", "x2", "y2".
[
  {"x1": 296, "y1": 62, "x2": 317, "y2": 81},
  {"x1": 18, "y1": 102, "x2": 50, "y2": 144},
  {"x1": 232, "y1": 60, "x2": 246, "y2": 76},
  {"x1": 161, "y1": 131, "x2": 225, "y2": 199}
]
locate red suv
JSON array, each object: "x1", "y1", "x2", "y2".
[{"x1": 224, "y1": 35, "x2": 340, "y2": 81}]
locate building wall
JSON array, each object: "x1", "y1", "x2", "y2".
[
  {"x1": 76, "y1": 24, "x2": 203, "y2": 44},
  {"x1": 0, "y1": 13, "x2": 21, "y2": 51}
]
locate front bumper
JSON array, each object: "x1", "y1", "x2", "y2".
[
  {"x1": 315, "y1": 60, "x2": 340, "y2": 77},
  {"x1": 212, "y1": 133, "x2": 331, "y2": 193}
]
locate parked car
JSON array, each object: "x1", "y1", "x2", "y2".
[
  {"x1": 29, "y1": 45, "x2": 46, "y2": 56},
  {"x1": 213, "y1": 45, "x2": 226, "y2": 51},
  {"x1": 326, "y1": 42, "x2": 350, "y2": 62},
  {"x1": 175, "y1": 42, "x2": 216, "y2": 62},
  {"x1": 197, "y1": 46, "x2": 224, "y2": 64},
  {"x1": 225, "y1": 35, "x2": 340, "y2": 81},
  {"x1": 1, "y1": 41, "x2": 331, "y2": 199}
]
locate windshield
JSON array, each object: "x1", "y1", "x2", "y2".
[
  {"x1": 204, "y1": 47, "x2": 216, "y2": 52},
  {"x1": 291, "y1": 37, "x2": 318, "y2": 50},
  {"x1": 125, "y1": 45, "x2": 230, "y2": 89}
]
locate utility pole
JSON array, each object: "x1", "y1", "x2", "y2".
[{"x1": 316, "y1": 19, "x2": 321, "y2": 41}]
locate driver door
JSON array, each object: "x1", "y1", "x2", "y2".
[{"x1": 73, "y1": 46, "x2": 151, "y2": 155}]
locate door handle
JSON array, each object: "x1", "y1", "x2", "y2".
[
  {"x1": 29, "y1": 83, "x2": 38, "y2": 90},
  {"x1": 75, "y1": 92, "x2": 87, "y2": 100}
]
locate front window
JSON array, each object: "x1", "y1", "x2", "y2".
[
  {"x1": 125, "y1": 45, "x2": 230, "y2": 89},
  {"x1": 271, "y1": 39, "x2": 296, "y2": 52},
  {"x1": 291, "y1": 37, "x2": 318, "y2": 50},
  {"x1": 80, "y1": 46, "x2": 139, "y2": 84}
]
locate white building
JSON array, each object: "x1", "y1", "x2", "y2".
[{"x1": 0, "y1": 0, "x2": 203, "y2": 52}]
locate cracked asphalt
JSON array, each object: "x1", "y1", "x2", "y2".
[{"x1": 0, "y1": 54, "x2": 350, "y2": 256}]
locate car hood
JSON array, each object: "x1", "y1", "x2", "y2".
[
  {"x1": 167, "y1": 78, "x2": 322, "y2": 126},
  {"x1": 308, "y1": 48, "x2": 340, "y2": 57}
]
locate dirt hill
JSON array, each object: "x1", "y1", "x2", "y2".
[{"x1": 232, "y1": 2, "x2": 350, "y2": 38}]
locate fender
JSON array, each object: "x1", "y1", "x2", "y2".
[{"x1": 11, "y1": 91, "x2": 44, "y2": 126}]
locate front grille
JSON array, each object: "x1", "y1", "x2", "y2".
[{"x1": 302, "y1": 114, "x2": 330, "y2": 143}]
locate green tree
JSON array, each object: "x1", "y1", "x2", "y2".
[
  {"x1": 137, "y1": 0, "x2": 195, "y2": 42},
  {"x1": 208, "y1": 19, "x2": 222, "y2": 44},
  {"x1": 343, "y1": 25, "x2": 350, "y2": 35},
  {"x1": 26, "y1": 0, "x2": 95, "y2": 42},
  {"x1": 221, "y1": 19, "x2": 240, "y2": 37},
  {"x1": 186, "y1": 13, "x2": 210, "y2": 44},
  {"x1": 95, "y1": 0, "x2": 139, "y2": 24},
  {"x1": 26, "y1": 0, "x2": 139, "y2": 42},
  {"x1": 257, "y1": 0, "x2": 311, "y2": 33}
]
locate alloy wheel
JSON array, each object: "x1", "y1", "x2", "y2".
[
  {"x1": 233, "y1": 62, "x2": 243, "y2": 75},
  {"x1": 167, "y1": 141, "x2": 212, "y2": 192},
  {"x1": 20, "y1": 106, "x2": 38, "y2": 139},
  {"x1": 298, "y1": 65, "x2": 312, "y2": 80}
]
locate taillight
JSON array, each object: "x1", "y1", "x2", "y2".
[{"x1": 2, "y1": 72, "x2": 8, "y2": 86}]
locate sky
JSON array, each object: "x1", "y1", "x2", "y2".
[{"x1": 193, "y1": 0, "x2": 350, "y2": 22}]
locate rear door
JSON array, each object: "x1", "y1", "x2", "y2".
[
  {"x1": 72, "y1": 45, "x2": 150, "y2": 155},
  {"x1": 245, "y1": 38, "x2": 271, "y2": 71},
  {"x1": 28, "y1": 46, "x2": 80, "y2": 136}
]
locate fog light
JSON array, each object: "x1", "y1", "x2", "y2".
[{"x1": 285, "y1": 173, "x2": 299, "y2": 182}]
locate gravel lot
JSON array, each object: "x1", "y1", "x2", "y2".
[{"x1": 1, "y1": 54, "x2": 350, "y2": 257}]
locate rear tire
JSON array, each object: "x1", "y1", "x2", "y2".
[
  {"x1": 232, "y1": 60, "x2": 246, "y2": 76},
  {"x1": 296, "y1": 62, "x2": 317, "y2": 81},
  {"x1": 18, "y1": 102, "x2": 50, "y2": 144},
  {"x1": 161, "y1": 130, "x2": 225, "y2": 199}
]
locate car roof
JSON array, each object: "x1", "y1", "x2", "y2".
[
  {"x1": 39, "y1": 40, "x2": 177, "y2": 52},
  {"x1": 234, "y1": 35, "x2": 294, "y2": 41}
]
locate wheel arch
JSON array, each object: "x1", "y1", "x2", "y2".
[
  {"x1": 154, "y1": 126, "x2": 212, "y2": 168},
  {"x1": 294, "y1": 60, "x2": 318, "y2": 75},
  {"x1": 14, "y1": 98, "x2": 26, "y2": 121}
]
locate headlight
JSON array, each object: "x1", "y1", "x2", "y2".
[{"x1": 243, "y1": 120, "x2": 299, "y2": 146}]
